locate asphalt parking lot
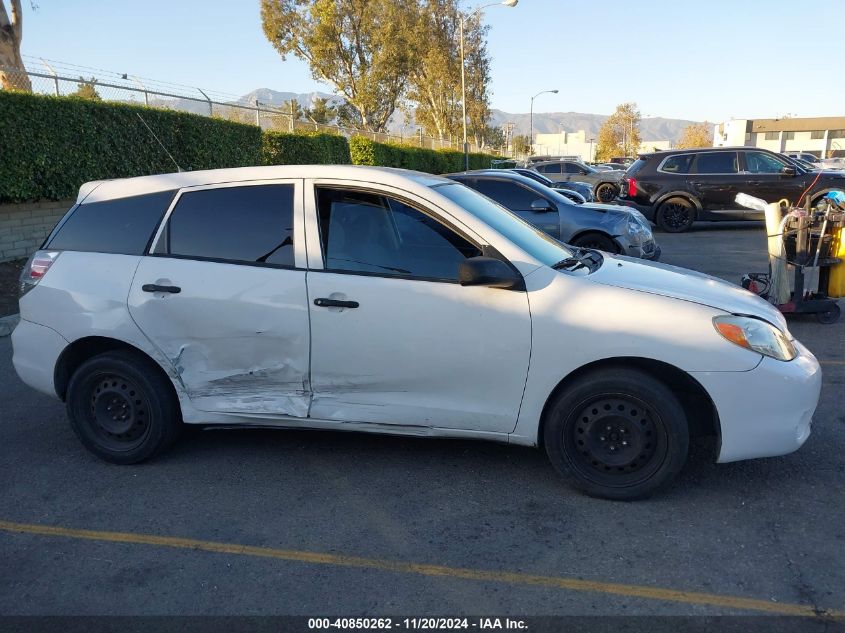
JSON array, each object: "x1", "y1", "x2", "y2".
[{"x1": 0, "y1": 221, "x2": 843, "y2": 620}]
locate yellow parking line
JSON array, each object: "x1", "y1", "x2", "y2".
[{"x1": 0, "y1": 519, "x2": 839, "y2": 617}]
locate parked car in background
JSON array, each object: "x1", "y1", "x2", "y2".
[
  {"x1": 610, "y1": 156, "x2": 635, "y2": 166},
  {"x1": 617, "y1": 147, "x2": 845, "y2": 232},
  {"x1": 523, "y1": 154, "x2": 581, "y2": 166},
  {"x1": 595, "y1": 163, "x2": 627, "y2": 172},
  {"x1": 785, "y1": 152, "x2": 821, "y2": 166},
  {"x1": 446, "y1": 170, "x2": 659, "y2": 259},
  {"x1": 531, "y1": 160, "x2": 624, "y2": 202},
  {"x1": 14, "y1": 165, "x2": 821, "y2": 500},
  {"x1": 509, "y1": 168, "x2": 595, "y2": 202}
]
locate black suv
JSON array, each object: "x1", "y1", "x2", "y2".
[{"x1": 617, "y1": 147, "x2": 845, "y2": 232}]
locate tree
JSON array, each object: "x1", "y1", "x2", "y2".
[
  {"x1": 282, "y1": 98, "x2": 304, "y2": 121},
  {"x1": 512, "y1": 134, "x2": 531, "y2": 156},
  {"x1": 678, "y1": 122, "x2": 713, "y2": 148},
  {"x1": 336, "y1": 102, "x2": 363, "y2": 129},
  {"x1": 261, "y1": 0, "x2": 414, "y2": 132},
  {"x1": 596, "y1": 102, "x2": 641, "y2": 162},
  {"x1": 71, "y1": 76, "x2": 101, "y2": 100},
  {"x1": 304, "y1": 96, "x2": 337, "y2": 124},
  {"x1": 462, "y1": 14, "x2": 491, "y2": 149},
  {"x1": 0, "y1": 0, "x2": 31, "y2": 91}
]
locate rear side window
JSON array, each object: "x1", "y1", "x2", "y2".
[
  {"x1": 626, "y1": 158, "x2": 648, "y2": 176},
  {"x1": 159, "y1": 184, "x2": 295, "y2": 266},
  {"x1": 47, "y1": 190, "x2": 176, "y2": 255},
  {"x1": 693, "y1": 152, "x2": 739, "y2": 174},
  {"x1": 659, "y1": 154, "x2": 694, "y2": 174},
  {"x1": 537, "y1": 163, "x2": 561, "y2": 174},
  {"x1": 471, "y1": 179, "x2": 544, "y2": 210}
]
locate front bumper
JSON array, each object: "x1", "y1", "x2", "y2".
[
  {"x1": 690, "y1": 340, "x2": 821, "y2": 463},
  {"x1": 618, "y1": 238, "x2": 661, "y2": 261}
]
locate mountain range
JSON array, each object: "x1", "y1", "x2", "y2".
[{"x1": 231, "y1": 88, "x2": 700, "y2": 142}]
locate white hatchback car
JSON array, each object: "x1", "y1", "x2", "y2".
[{"x1": 13, "y1": 166, "x2": 822, "y2": 499}]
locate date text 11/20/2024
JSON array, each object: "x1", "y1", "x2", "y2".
[{"x1": 308, "y1": 618, "x2": 528, "y2": 630}]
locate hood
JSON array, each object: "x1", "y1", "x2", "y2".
[
  {"x1": 589, "y1": 254, "x2": 790, "y2": 332},
  {"x1": 580, "y1": 202, "x2": 629, "y2": 215}
]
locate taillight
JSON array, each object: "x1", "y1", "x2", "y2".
[
  {"x1": 628, "y1": 177, "x2": 638, "y2": 198},
  {"x1": 19, "y1": 250, "x2": 60, "y2": 297}
]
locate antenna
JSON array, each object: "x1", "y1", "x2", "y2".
[{"x1": 135, "y1": 112, "x2": 183, "y2": 172}]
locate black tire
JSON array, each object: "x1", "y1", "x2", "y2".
[
  {"x1": 66, "y1": 349, "x2": 182, "y2": 464},
  {"x1": 595, "y1": 183, "x2": 619, "y2": 203},
  {"x1": 816, "y1": 304, "x2": 841, "y2": 324},
  {"x1": 571, "y1": 232, "x2": 618, "y2": 253},
  {"x1": 543, "y1": 367, "x2": 689, "y2": 500},
  {"x1": 656, "y1": 197, "x2": 696, "y2": 233}
]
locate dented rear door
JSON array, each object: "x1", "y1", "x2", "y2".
[{"x1": 128, "y1": 180, "x2": 311, "y2": 417}]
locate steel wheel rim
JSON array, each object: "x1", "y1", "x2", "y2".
[
  {"x1": 662, "y1": 202, "x2": 691, "y2": 229},
  {"x1": 88, "y1": 373, "x2": 151, "y2": 451},
  {"x1": 565, "y1": 394, "x2": 668, "y2": 487}
]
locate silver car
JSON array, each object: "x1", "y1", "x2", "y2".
[{"x1": 446, "y1": 170, "x2": 660, "y2": 260}]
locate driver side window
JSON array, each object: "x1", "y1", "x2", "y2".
[
  {"x1": 315, "y1": 188, "x2": 481, "y2": 282},
  {"x1": 745, "y1": 151, "x2": 786, "y2": 174}
]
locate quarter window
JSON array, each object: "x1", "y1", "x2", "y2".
[
  {"x1": 660, "y1": 154, "x2": 694, "y2": 174},
  {"x1": 48, "y1": 190, "x2": 176, "y2": 255},
  {"x1": 315, "y1": 188, "x2": 481, "y2": 281},
  {"x1": 692, "y1": 152, "x2": 739, "y2": 174},
  {"x1": 745, "y1": 151, "x2": 786, "y2": 174},
  {"x1": 161, "y1": 184, "x2": 295, "y2": 266}
]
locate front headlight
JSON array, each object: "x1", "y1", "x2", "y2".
[
  {"x1": 626, "y1": 213, "x2": 652, "y2": 241},
  {"x1": 713, "y1": 315, "x2": 797, "y2": 361}
]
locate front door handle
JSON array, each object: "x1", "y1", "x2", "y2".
[
  {"x1": 314, "y1": 297, "x2": 359, "y2": 309},
  {"x1": 142, "y1": 284, "x2": 181, "y2": 294}
]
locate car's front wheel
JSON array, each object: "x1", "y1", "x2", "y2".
[
  {"x1": 655, "y1": 197, "x2": 696, "y2": 232},
  {"x1": 571, "y1": 232, "x2": 618, "y2": 253},
  {"x1": 66, "y1": 349, "x2": 182, "y2": 464},
  {"x1": 543, "y1": 367, "x2": 689, "y2": 500},
  {"x1": 595, "y1": 183, "x2": 619, "y2": 203}
]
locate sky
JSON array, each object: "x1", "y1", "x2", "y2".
[{"x1": 16, "y1": 0, "x2": 845, "y2": 121}]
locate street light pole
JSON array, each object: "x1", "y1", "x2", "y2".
[
  {"x1": 460, "y1": 0, "x2": 518, "y2": 171},
  {"x1": 529, "y1": 89, "x2": 558, "y2": 156}
]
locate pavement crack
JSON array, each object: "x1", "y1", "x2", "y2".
[{"x1": 767, "y1": 520, "x2": 826, "y2": 617}]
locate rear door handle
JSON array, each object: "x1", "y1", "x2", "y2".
[
  {"x1": 314, "y1": 297, "x2": 359, "y2": 309},
  {"x1": 142, "y1": 284, "x2": 181, "y2": 294}
]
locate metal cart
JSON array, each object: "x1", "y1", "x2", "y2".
[{"x1": 741, "y1": 198, "x2": 844, "y2": 324}]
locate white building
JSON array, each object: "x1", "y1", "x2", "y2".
[
  {"x1": 714, "y1": 117, "x2": 845, "y2": 158},
  {"x1": 532, "y1": 130, "x2": 672, "y2": 162}
]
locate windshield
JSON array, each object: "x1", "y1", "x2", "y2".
[{"x1": 432, "y1": 182, "x2": 572, "y2": 265}]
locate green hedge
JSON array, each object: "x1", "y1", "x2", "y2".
[
  {"x1": 262, "y1": 130, "x2": 351, "y2": 165},
  {"x1": 0, "y1": 91, "x2": 500, "y2": 203},
  {"x1": 0, "y1": 91, "x2": 262, "y2": 202},
  {"x1": 349, "y1": 136, "x2": 498, "y2": 173}
]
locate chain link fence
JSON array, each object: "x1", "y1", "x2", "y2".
[{"x1": 2, "y1": 58, "x2": 487, "y2": 152}]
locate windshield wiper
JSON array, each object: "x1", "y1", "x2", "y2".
[{"x1": 551, "y1": 256, "x2": 588, "y2": 271}]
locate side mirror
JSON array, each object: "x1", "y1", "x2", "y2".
[
  {"x1": 459, "y1": 256, "x2": 523, "y2": 290},
  {"x1": 781, "y1": 165, "x2": 797, "y2": 176},
  {"x1": 530, "y1": 198, "x2": 555, "y2": 212}
]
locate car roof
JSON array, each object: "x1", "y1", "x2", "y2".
[
  {"x1": 77, "y1": 165, "x2": 452, "y2": 204},
  {"x1": 638, "y1": 146, "x2": 766, "y2": 159},
  {"x1": 444, "y1": 169, "x2": 542, "y2": 185}
]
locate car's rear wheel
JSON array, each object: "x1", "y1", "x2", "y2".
[
  {"x1": 66, "y1": 350, "x2": 182, "y2": 464},
  {"x1": 543, "y1": 368, "x2": 689, "y2": 500},
  {"x1": 656, "y1": 197, "x2": 696, "y2": 232},
  {"x1": 595, "y1": 183, "x2": 619, "y2": 203},
  {"x1": 571, "y1": 232, "x2": 618, "y2": 253}
]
